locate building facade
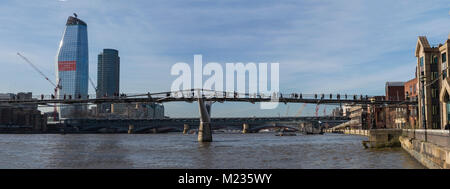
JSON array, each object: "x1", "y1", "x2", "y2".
[
  {"x1": 347, "y1": 105, "x2": 368, "y2": 129},
  {"x1": 97, "y1": 49, "x2": 120, "y2": 98},
  {"x1": 415, "y1": 36, "x2": 441, "y2": 129},
  {"x1": 385, "y1": 82, "x2": 405, "y2": 128},
  {"x1": 404, "y1": 77, "x2": 418, "y2": 128},
  {"x1": 97, "y1": 49, "x2": 120, "y2": 113},
  {"x1": 110, "y1": 102, "x2": 165, "y2": 119},
  {"x1": 56, "y1": 15, "x2": 89, "y2": 118},
  {"x1": 0, "y1": 92, "x2": 47, "y2": 131},
  {"x1": 367, "y1": 96, "x2": 386, "y2": 129},
  {"x1": 438, "y1": 35, "x2": 450, "y2": 129},
  {"x1": 385, "y1": 82, "x2": 405, "y2": 101}
]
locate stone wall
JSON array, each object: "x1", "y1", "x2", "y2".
[{"x1": 400, "y1": 129, "x2": 450, "y2": 169}]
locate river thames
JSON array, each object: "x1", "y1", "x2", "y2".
[{"x1": 0, "y1": 133, "x2": 424, "y2": 169}]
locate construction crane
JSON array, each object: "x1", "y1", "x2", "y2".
[
  {"x1": 89, "y1": 76, "x2": 97, "y2": 94},
  {"x1": 295, "y1": 103, "x2": 307, "y2": 117},
  {"x1": 17, "y1": 52, "x2": 61, "y2": 121},
  {"x1": 315, "y1": 104, "x2": 320, "y2": 117}
]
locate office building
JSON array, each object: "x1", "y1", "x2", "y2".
[
  {"x1": 55, "y1": 15, "x2": 89, "y2": 118},
  {"x1": 97, "y1": 49, "x2": 120, "y2": 113},
  {"x1": 111, "y1": 102, "x2": 165, "y2": 119}
]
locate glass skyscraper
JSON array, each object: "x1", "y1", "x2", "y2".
[
  {"x1": 97, "y1": 49, "x2": 120, "y2": 113},
  {"x1": 97, "y1": 49, "x2": 120, "y2": 98},
  {"x1": 56, "y1": 15, "x2": 89, "y2": 118}
]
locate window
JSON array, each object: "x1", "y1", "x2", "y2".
[
  {"x1": 420, "y1": 57, "x2": 424, "y2": 66},
  {"x1": 432, "y1": 105, "x2": 439, "y2": 116},
  {"x1": 442, "y1": 53, "x2": 447, "y2": 63},
  {"x1": 431, "y1": 72, "x2": 438, "y2": 81}
]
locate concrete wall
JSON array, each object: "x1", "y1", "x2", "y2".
[
  {"x1": 326, "y1": 128, "x2": 402, "y2": 148},
  {"x1": 400, "y1": 129, "x2": 450, "y2": 169}
]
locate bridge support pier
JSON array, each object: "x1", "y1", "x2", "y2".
[
  {"x1": 198, "y1": 98, "x2": 213, "y2": 142},
  {"x1": 198, "y1": 122, "x2": 212, "y2": 142},
  {"x1": 242, "y1": 123, "x2": 250, "y2": 134},
  {"x1": 128, "y1": 125, "x2": 134, "y2": 134},
  {"x1": 183, "y1": 124, "x2": 190, "y2": 134}
]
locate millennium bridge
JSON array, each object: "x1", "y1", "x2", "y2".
[{"x1": 0, "y1": 89, "x2": 417, "y2": 142}]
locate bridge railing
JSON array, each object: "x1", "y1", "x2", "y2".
[{"x1": 0, "y1": 89, "x2": 416, "y2": 106}]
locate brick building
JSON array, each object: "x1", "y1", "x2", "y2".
[{"x1": 404, "y1": 77, "x2": 418, "y2": 128}]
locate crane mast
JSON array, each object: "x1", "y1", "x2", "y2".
[
  {"x1": 89, "y1": 77, "x2": 97, "y2": 94},
  {"x1": 295, "y1": 103, "x2": 307, "y2": 117}
]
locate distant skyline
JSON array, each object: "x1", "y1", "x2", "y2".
[{"x1": 0, "y1": 0, "x2": 449, "y2": 117}]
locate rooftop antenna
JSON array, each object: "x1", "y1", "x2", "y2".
[{"x1": 73, "y1": 13, "x2": 78, "y2": 18}]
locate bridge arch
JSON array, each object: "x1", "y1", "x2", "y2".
[{"x1": 250, "y1": 125, "x2": 299, "y2": 133}]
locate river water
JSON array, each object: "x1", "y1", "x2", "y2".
[{"x1": 0, "y1": 133, "x2": 424, "y2": 169}]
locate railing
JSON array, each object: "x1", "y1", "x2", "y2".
[{"x1": 0, "y1": 89, "x2": 417, "y2": 106}]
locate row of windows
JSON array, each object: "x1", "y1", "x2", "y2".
[
  {"x1": 431, "y1": 88, "x2": 439, "y2": 98},
  {"x1": 424, "y1": 53, "x2": 447, "y2": 64},
  {"x1": 432, "y1": 122, "x2": 439, "y2": 129},
  {"x1": 430, "y1": 71, "x2": 439, "y2": 80},
  {"x1": 432, "y1": 105, "x2": 438, "y2": 115},
  {"x1": 420, "y1": 53, "x2": 448, "y2": 79}
]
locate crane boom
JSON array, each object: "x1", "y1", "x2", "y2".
[
  {"x1": 295, "y1": 103, "x2": 307, "y2": 117},
  {"x1": 89, "y1": 77, "x2": 97, "y2": 92},
  {"x1": 17, "y1": 52, "x2": 57, "y2": 88},
  {"x1": 17, "y1": 52, "x2": 61, "y2": 121},
  {"x1": 315, "y1": 104, "x2": 320, "y2": 117}
]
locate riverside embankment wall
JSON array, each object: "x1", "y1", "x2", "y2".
[
  {"x1": 325, "y1": 128, "x2": 450, "y2": 169},
  {"x1": 400, "y1": 129, "x2": 450, "y2": 169}
]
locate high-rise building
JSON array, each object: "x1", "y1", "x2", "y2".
[
  {"x1": 97, "y1": 49, "x2": 120, "y2": 97},
  {"x1": 97, "y1": 49, "x2": 120, "y2": 113},
  {"x1": 56, "y1": 15, "x2": 89, "y2": 118}
]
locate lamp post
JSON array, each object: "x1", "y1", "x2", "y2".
[{"x1": 420, "y1": 74, "x2": 427, "y2": 141}]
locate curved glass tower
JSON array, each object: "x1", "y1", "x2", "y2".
[
  {"x1": 97, "y1": 49, "x2": 120, "y2": 98},
  {"x1": 56, "y1": 15, "x2": 89, "y2": 118},
  {"x1": 97, "y1": 49, "x2": 120, "y2": 113}
]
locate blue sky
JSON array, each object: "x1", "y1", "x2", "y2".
[{"x1": 0, "y1": 0, "x2": 449, "y2": 117}]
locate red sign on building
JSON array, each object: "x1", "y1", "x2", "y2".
[{"x1": 58, "y1": 61, "x2": 76, "y2": 71}]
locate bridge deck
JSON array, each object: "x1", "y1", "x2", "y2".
[{"x1": 0, "y1": 96, "x2": 417, "y2": 106}]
